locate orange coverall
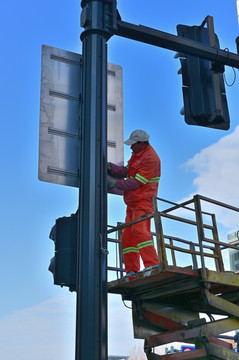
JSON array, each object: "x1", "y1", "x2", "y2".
[{"x1": 110, "y1": 144, "x2": 161, "y2": 273}]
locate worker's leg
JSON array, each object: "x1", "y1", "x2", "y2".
[
  {"x1": 131, "y1": 209, "x2": 158, "y2": 268},
  {"x1": 121, "y1": 208, "x2": 140, "y2": 273}
]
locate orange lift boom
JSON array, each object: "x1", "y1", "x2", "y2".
[{"x1": 108, "y1": 194, "x2": 239, "y2": 359}]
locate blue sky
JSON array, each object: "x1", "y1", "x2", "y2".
[{"x1": 1, "y1": 0, "x2": 239, "y2": 359}]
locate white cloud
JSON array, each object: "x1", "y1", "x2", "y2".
[
  {"x1": 182, "y1": 125, "x2": 239, "y2": 229},
  {"x1": 0, "y1": 292, "x2": 147, "y2": 360},
  {"x1": 0, "y1": 294, "x2": 76, "y2": 360},
  {"x1": 108, "y1": 295, "x2": 195, "y2": 357},
  {"x1": 108, "y1": 294, "x2": 145, "y2": 357}
]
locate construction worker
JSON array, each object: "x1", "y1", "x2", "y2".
[{"x1": 107, "y1": 129, "x2": 161, "y2": 277}]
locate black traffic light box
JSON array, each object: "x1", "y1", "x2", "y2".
[
  {"x1": 48, "y1": 214, "x2": 77, "y2": 292},
  {"x1": 176, "y1": 16, "x2": 230, "y2": 130}
]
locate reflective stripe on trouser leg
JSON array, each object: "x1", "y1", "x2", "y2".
[
  {"x1": 121, "y1": 209, "x2": 140, "y2": 273},
  {"x1": 137, "y1": 239, "x2": 158, "y2": 268},
  {"x1": 130, "y1": 208, "x2": 158, "y2": 268},
  {"x1": 122, "y1": 207, "x2": 158, "y2": 272}
]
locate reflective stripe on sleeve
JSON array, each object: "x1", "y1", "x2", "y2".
[
  {"x1": 149, "y1": 177, "x2": 160, "y2": 183},
  {"x1": 127, "y1": 175, "x2": 160, "y2": 183},
  {"x1": 135, "y1": 174, "x2": 160, "y2": 185},
  {"x1": 135, "y1": 173, "x2": 148, "y2": 185}
]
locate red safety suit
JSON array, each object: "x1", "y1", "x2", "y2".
[{"x1": 110, "y1": 144, "x2": 161, "y2": 273}]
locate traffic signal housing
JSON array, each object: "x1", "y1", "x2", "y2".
[
  {"x1": 48, "y1": 214, "x2": 77, "y2": 292},
  {"x1": 176, "y1": 16, "x2": 230, "y2": 130}
]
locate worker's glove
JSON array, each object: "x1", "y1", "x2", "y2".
[
  {"x1": 107, "y1": 162, "x2": 111, "y2": 172},
  {"x1": 107, "y1": 180, "x2": 117, "y2": 191}
]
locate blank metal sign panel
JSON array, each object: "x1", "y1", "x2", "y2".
[{"x1": 38, "y1": 44, "x2": 123, "y2": 188}]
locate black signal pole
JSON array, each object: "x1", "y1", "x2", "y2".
[{"x1": 75, "y1": 1, "x2": 112, "y2": 359}]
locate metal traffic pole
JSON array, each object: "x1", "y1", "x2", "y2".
[{"x1": 75, "y1": 1, "x2": 110, "y2": 359}]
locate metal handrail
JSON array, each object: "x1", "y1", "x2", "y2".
[{"x1": 107, "y1": 194, "x2": 239, "y2": 277}]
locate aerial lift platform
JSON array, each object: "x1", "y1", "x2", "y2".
[{"x1": 107, "y1": 195, "x2": 239, "y2": 359}]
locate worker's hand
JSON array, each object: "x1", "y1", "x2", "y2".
[
  {"x1": 107, "y1": 162, "x2": 111, "y2": 172},
  {"x1": 107, "y1": 180, "x2": 117, "y2": 191}
]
